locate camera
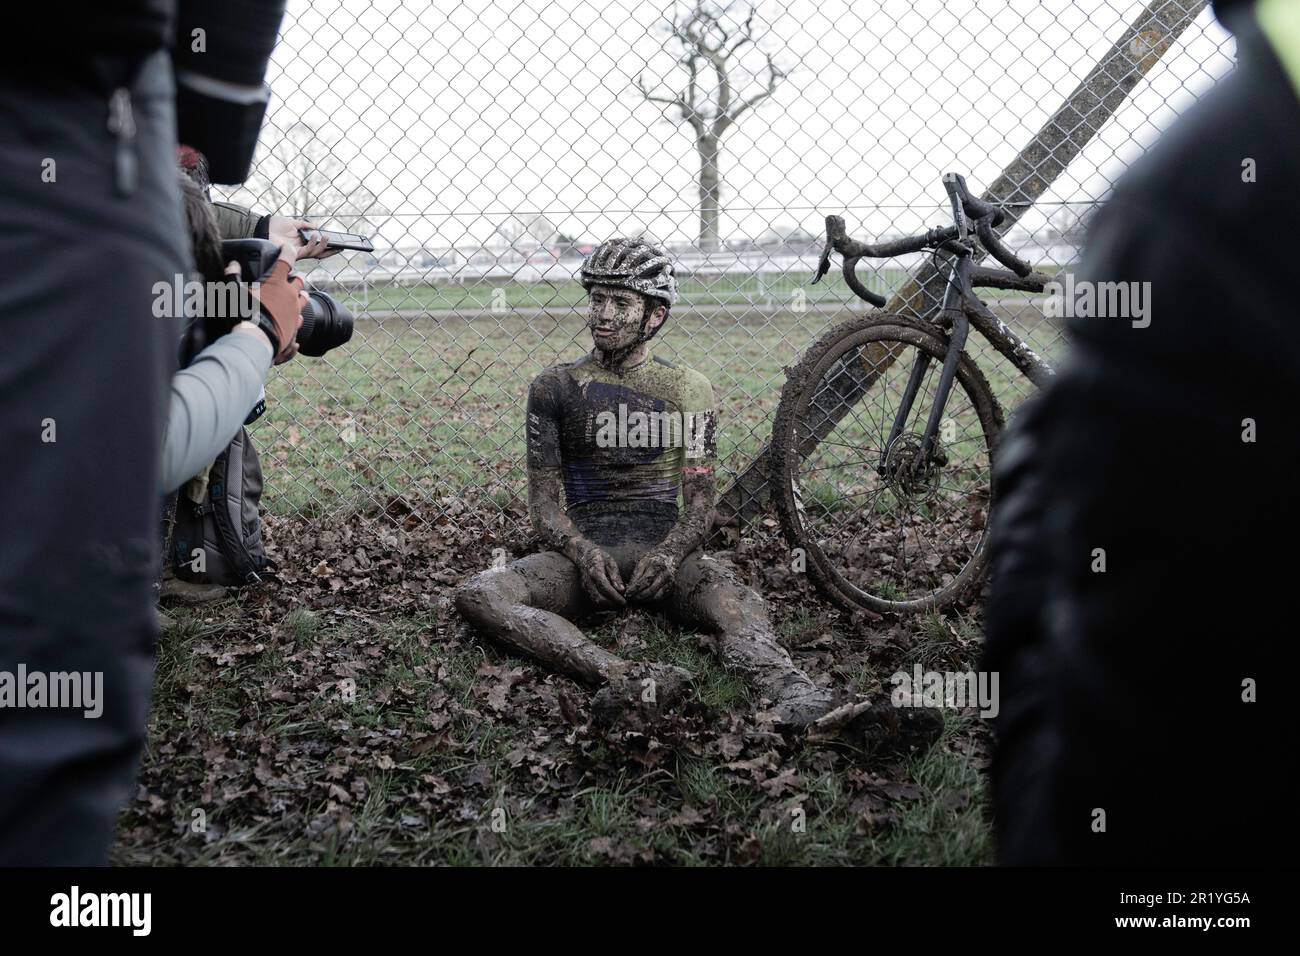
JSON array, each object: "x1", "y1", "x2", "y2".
[{"x1": 220, "y1": 238, "x2": 355, "y2": 357}]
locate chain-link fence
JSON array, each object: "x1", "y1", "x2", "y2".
[{"x1": 218, "y1": 0, "x2": 1233, "y2": 538}]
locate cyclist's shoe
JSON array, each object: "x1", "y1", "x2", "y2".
[
  {"x1": 814, "y1": 699, "x2": 944, "y2": 752},
  {"x1": 591, "y1": 662, "x2": 694, "y2": 727},
  {"x1": 778, "y1": 690, "x2": 946, "y2": 753},
  {"x1": 764, "y1": 683, "x2": 836, "y2": 730}
]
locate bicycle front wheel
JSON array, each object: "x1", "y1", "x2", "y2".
[{"x1": 771, "y1": 313, "x2": 1004, "y2": 614}]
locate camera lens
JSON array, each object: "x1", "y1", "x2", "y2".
[{"x1": 296, "y1": 290, "x2": 354, "y2": 357}]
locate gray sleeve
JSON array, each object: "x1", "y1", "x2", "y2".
[{"x1": 161, "y1": 330, "x2": 273, "y2": 493}]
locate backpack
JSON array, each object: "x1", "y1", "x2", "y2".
[{"x1": 170, "y1": 426, "x2": 272, "y2": 585}]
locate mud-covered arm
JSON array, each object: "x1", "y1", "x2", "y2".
[
  {"x1": 526, "y1": 377, "x2": 580, "y2": 552},
  {"x1": 653, "y1": 458, "x2": 716, "y2": 562},
  {"x1": 626, "y1": 386, "x2": 718, "y2": 601},
  {"x1": 528, "y1": 467, "x2": 585, "y2": 556},
  {"x1": 526, "y1": 376, "x2": 626, "y2": 605}
]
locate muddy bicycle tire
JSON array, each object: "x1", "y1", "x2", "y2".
[{"x1": 770, "y1": 313, "x2": 1004, "y2": 615}]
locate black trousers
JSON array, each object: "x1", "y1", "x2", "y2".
[{"x1": 0, "y1": 52, "x2": 184, "y2": 863}]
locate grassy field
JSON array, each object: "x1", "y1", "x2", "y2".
[{"x1": 116, "y1": 287, "x2": 1070, "y2": 866}]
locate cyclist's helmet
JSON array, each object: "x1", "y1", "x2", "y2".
[{"x1": 579, "y1": 237, "x2": 678, "y2": 310}]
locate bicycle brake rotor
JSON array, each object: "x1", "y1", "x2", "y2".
[{"x1": 882, "y1": 433, "x2": 944, "y2": 503}]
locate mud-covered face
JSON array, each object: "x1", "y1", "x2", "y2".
[{"x1": 587, "y1": 284, "x2": 650, "y2": 354}]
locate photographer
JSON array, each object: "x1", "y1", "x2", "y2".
[
  {"x1": 161, "y1": 173, "x2": 305, "y2": 494},
  {"x1": 0, "y1": 0, "x2": 289, "y2": 864},
  {"x1": 177, "y1": 144, "x2": 338, "y2": 262},
  {"x1": 985, "y1": 0, "x2": 1295, "y2": 865},
  {"x1": 160, "y1": 163, "x2": 355, "y2": 591}
]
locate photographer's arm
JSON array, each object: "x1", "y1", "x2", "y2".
[
  {"x1": 161, "y1": 250, "x2": 304, "y2": 493},
  {"x1": 211, "y1": 201, "x2": 336, "y2": 259},
  {"x1": 210, "y1": 201, "x2": 266, "y2": 240},
  {"x1": 161, "y1": 325, "x2": 271, "y2": 493}
]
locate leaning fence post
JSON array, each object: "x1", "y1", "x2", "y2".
[{"x1": 714, "y1": 0, "x2": 1209, "y2": 534}]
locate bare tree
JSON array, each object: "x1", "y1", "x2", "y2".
[
  {"x1": 489, "y1": 214, "x2": 559, "y2": 256},
  {"x1": 525, "y1": 214, "x2": 560, "y2": 246},
  {"x1": 622, "y1": 221, "x2": 663, "y2": 245},
  {"x1": 635, "y1": 1, "x2": 787, "y2": 251},
  {"x1": 757, "y1": 222, "x2": 816, "y2": 248},
  {"x1": 492, "y1": 215, "x2": 528, "y2": 251},
  {"x1": 1046, "y1": 202, "x2": 1100, "y2": 245},
  {"x1": 229, "y1": 122, "x2": 387, "y2": 236}
]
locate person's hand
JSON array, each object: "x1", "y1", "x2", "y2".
[
  {"x1": 268, "y1": 216, "x2": 343, "y2": 261},
  {"x1": 225, "y1": 260, "x2": 274, "y2": 355},
  {"x1": 566, "y1": 538, "x2": 625, "y2": 607},
  {"x1": 625, "y1": 548, "x2": 679, "y2": 602},
  {"x1": 249, "y1": 244, "x2": 305, "y2": 364}
]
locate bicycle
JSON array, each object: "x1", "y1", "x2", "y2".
[{"x1": 770, "y1": 172, "x2": 1055, "y2": 615}]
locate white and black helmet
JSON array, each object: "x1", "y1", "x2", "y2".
[{"x1": 579, "y1": 237, "x2": 678, "y2": 309}]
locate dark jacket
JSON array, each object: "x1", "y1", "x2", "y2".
[
  {"x1": 211, "y1": 201, "x2": 271, "y2": 241},
  {"x1": 985, "y1": 4, "x2": 1299, "y2": 865}
]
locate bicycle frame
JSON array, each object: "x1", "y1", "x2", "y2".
[
  {"x1": 815, "y1": 174, "x2": 1057, "y2": 479},
  {"x1": 880, "y1": 251, "x2": 1054, "y2": 477}
]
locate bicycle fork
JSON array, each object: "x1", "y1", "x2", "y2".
[{"x1": 880, "y1": 257, "x2": 972, "y2": 477}]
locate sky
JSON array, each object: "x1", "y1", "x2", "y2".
[{"x1": 219, "y1": 0, "x2": 1235, "y2": 252}]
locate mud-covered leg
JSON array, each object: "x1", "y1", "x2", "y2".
[
  {"x1": 453, "y1": 551, "x2": 691, "y2": 719},
  {"x1": 665, "y1": 555, "x2": 941, "y2": 747},
  {"x1": 453, "y1": 551, "x2": 624, "y2": 684},
  {"x1": 664, "y1": 553, "x2": 832, "y2": 728}
]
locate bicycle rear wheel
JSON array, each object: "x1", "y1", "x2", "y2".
[{"x1": 771, "y1": 313, "x2": 1003, "y2": 614}]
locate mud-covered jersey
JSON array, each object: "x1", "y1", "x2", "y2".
[{"x1": 527, "y1": 352, "x2": 717, "y2": 546}]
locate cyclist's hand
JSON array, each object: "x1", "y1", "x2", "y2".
[
  {"x1": 625, "y1": 548, "x2": 678, "y2": 602},
  {"x1": 567, "y1": 538, "x2": 625, "y2": 607}
]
